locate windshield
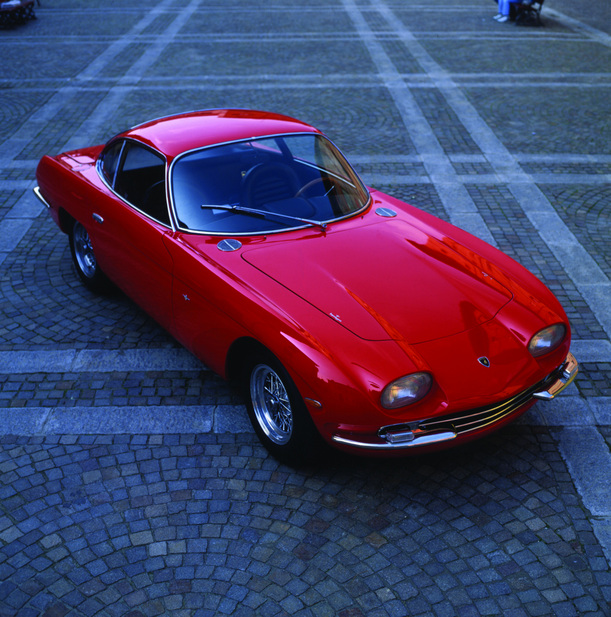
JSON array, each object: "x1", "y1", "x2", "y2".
[{"x1": 170, "y1": 133, "x2": 370, "y2": 234}]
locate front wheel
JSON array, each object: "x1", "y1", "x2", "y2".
[
  {"x1": 244, "y1": 352, "x2": 325, "y2": 465},
  {"x1": 69, "y1": 220, "x2": 110, "y2": 292}
]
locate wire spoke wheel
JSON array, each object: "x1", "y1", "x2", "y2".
[
  {"x1": 243, "y1": 350, "x2": 326, "y2": 465},
  {"x1": 250, "y1": 364, "x2": 294, "y2": 445},
  {"x1": 69, "y1": 219, "x2": 110, "y2": 292},
  {"x1": 72, "y1": 222, "x2": 97, "y2": 279}
]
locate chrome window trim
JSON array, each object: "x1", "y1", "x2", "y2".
[
  {"x1": 96, "y1": 138, "x2": 175, "y2": 231},
  {"x1": 167, "y1": 132, "x2": 371, "y2": 237}
]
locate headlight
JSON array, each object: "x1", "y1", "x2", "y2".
[
  {"x1": 381, "y1": 372, "x2": 432, "y2": 409},
  {"x1": 528, "y1": 324, "x2": 566, "y2": 357}
]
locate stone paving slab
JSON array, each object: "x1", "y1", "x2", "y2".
[
  {"x1": 0, "y1": 0, "x2": 610, "y2": 615},
  {"x1": 0, "y1": 429, "x2": 609, "y2": 617}
]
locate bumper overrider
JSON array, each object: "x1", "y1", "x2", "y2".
[{"x1": 332, "y1": 352, "x2": 578, "y2": 451}]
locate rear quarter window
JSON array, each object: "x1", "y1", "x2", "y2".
[
  {"x1": 100, "y1": 140, "x2": 123, "y2": 185},
  {"x1": 101, "y1": 140, "x2": 170, "y2": 226}
]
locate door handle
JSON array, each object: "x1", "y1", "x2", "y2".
[{"x1": 92, "y1": 213, "x2": 104, "y2": 224}]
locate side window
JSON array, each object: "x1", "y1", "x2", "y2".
[
  {"x1": 101, "y1": 140, "x2": 123, "y2": 185},
  {"x1": 115, "y1": 142, "x2": 169, "y2": 225}
]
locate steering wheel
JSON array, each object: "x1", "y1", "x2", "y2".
[{"x1": 295, "y1": 177, "x2": 325, "y2": 199}]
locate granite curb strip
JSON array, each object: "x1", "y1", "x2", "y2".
[
  {"x1": 0, "y1": 338, "x2": 608, "y2": 373},
  {"x1": 0, "y1": 394, "x2": 606, "y2": 435},
  {"x1": 0, "y1": 404, "x2": 251, "y2": 436},
  {"x1": 0, "y1": 348, "x2": 205, "y2": 374}
]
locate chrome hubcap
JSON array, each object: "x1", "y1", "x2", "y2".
[
  {"x1": 73, "y1": 223, "x2": 96, "y2": 278},
  {"x1": 250, "y1": 364, "x2": 293, "y2": 445}
]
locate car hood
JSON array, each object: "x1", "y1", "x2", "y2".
[{"x1": 241, "y1": 217, "x2": 513, "y2": 343}]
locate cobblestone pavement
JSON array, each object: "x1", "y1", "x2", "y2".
[{"x1": 0, "y1": 0, "x2": 610, "y2": 615}]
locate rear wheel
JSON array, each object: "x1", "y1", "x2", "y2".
[
  {"x1": 244, "y1": 351, "x2": 325, "y2": 465},
  {"x1": 69, "y1": 220, "x2": 110, "y2": 292}
]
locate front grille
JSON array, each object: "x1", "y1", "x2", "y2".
[{"x1": 417, "y1": 376, "x2": 550, "y2": 436}]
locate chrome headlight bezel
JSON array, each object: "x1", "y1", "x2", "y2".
[
  {"x1": 528, "y1": 323, "x2": 566, "y2": 358},
  {"x1": 381, "y1": 372, "x2": 433, "y2": 410}
]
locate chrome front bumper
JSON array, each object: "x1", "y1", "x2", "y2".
[
  {"x1": 332, "y1": 352, "x2": 579, "y2": 451},
  {"x1": 532, "y1": 352, "x2": 578, "y2": 400}
]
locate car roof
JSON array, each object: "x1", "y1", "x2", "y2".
[{"x1": 120, "y1": 109, "x2": 320, "y2": 159}]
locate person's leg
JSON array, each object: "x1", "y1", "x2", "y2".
[{"x1": 498, "y1": 0, "x2": 510, "y2": 20}]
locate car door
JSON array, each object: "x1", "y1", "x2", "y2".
[
  {"x1": 91, "y1": 139, "x2": 174, "y2": 330},
  {"x1": 162, "y1": 234, "x2": 245, "y2": 376}
]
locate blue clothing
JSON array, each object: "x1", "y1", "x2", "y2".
[{"x1": 498, "y1": 0, "x2": 511, "y2": 15}]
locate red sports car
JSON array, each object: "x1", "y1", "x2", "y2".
[{"x1": 35, "y1": 109, "x2": 578, "y2": 464}]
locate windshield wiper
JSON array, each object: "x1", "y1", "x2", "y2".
[{"x1": 200, "y1": 203, "x2": 327, "y2": 231}]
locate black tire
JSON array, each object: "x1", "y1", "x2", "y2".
[
  {"x1": 69, "y1": 220, "x2": 110, "y2": 292},
  {"x1": 243, "y1": 350, "x2": 326, "y2": 466}
]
